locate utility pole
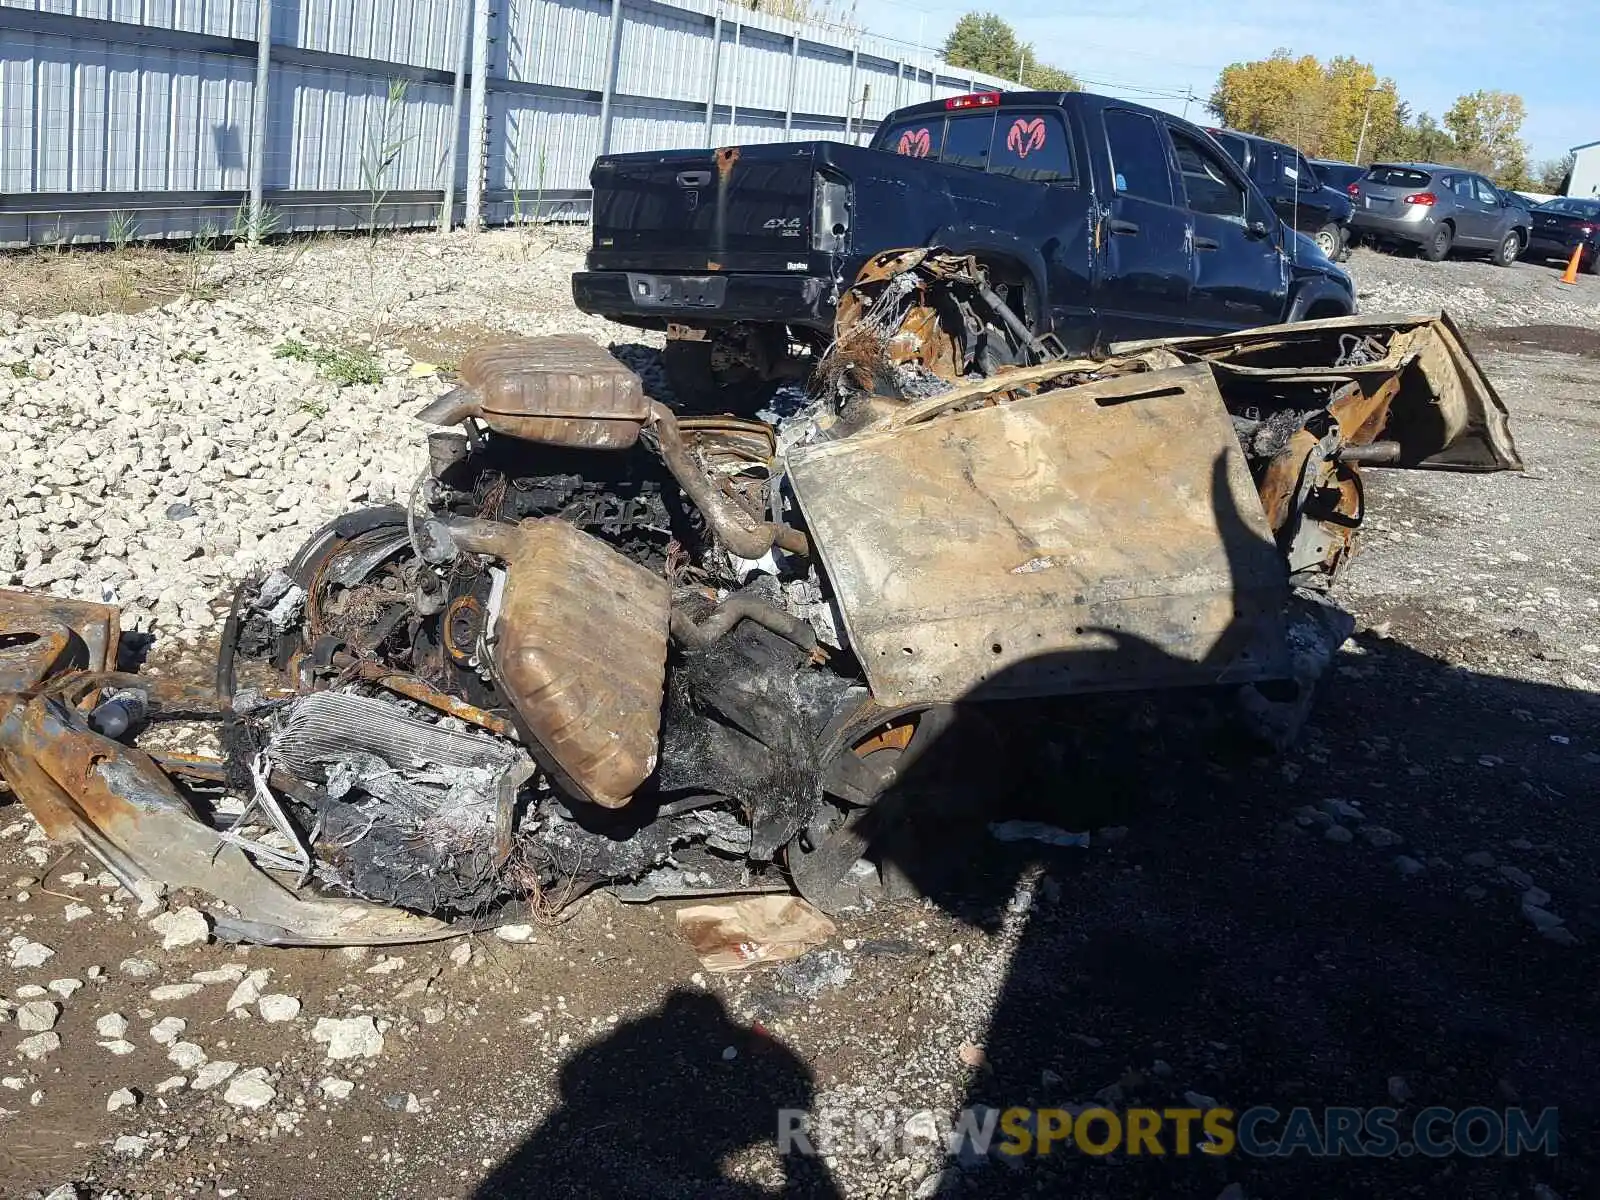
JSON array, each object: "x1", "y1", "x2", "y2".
[
  {"x1": 1017, "y1": 48, "x2": 1026, "y2": 86},
  {"x1": 1181, "y1": 87, "x2": 1195, "y2": 120},
  {"x1": 1354, "y1": 85, "x2": 1382, "y2": 166}
]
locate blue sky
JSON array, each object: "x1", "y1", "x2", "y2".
[{"x1": 851, "y1": 0, "x2": 1594, "y2": 163}]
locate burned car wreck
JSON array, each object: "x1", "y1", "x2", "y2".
[{"x1": 0, "y1": 251, "x2": 1521, "y2": 943}]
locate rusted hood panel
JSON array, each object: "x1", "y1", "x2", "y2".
[
  {"x1": 1115, "y1": 312, "x2": 1523, "y2": 472},
  {"x1": 786, "y1": 365, "x2": 1292, "y2": 705},
  {"x1": 0, "y1": 694, "x2": 457, "y2": 946}
]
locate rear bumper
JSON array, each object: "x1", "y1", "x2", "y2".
[
  {"x1": 1350, "y1": 208, "x2": 1436, "y2": 242},
  {"x1": 572, "y1": 270, "x2": 835, "y2": 330}
]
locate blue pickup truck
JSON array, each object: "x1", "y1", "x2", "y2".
[{"x1": 574, "y1": 89, "x2": 1355, "y2": 389}]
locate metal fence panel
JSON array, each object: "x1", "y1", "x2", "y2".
[{"x1": 0, "y1": 0, "x2": 1015, "y2": 246}]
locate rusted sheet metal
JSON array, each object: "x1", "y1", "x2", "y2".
[
  {"x1": 1117, "y1": 313, "x2": 1522, "y2": 472},
  {"x1": 429, "y1": 517, "x2": 670, "y2": 808},
  {"x1": 416, "y1": 335, "x2": 648, "y2": 450},
  {"x1": 0, "y1": 693, "x2": 457, "y2": 945},
  {"x1": 0, "y1": 589, "x2": 121, "y2": 693},
  {"x1": 786, "y1": 364, "x2": 1291, "y2": 705}
]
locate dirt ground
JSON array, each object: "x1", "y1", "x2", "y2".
[{"x1": 2, "y1": 237, "x2": 1599, "y2": 1200}]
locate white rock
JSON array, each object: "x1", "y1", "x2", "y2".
[
  {"x1": 113, "y1": 1134, "x2": 149, "y2": 1158},
  {"x1": 106, "y1": 1087, "x2": 139, "y2": 1112},
  {"x1": 155, "y1": 1075, "x2": 187, "y2": 1093},
  {"x1": 63, "y1": 903, "x2": 93, "y2": 922},
  {"x1": 149, "y1": 1015, "x2": 186, "y2": 1044},
  {"x1": 131, "y1": 877, "x2": 164, "y2": 918},
  {"x1": 99, "y1": 1039, "x2": 137, "y2": 1056},
  {"x1": 365, "y1": 956, "x2": 404, "y2": 974},
  {"x1": 17, "y1": 1001, "x2": 60, "y2": 1032},
  {"x1": 150, "y1": 982, "x2": 204, "y2": 1001},
  {"x1": 118, "y1": 957, "x2": 158, "y2": 979},
  {"x1": 166, "y1": 1040, "x2": 208, "y2": 1070},
  {"x1": 223, "y1": 1067, "x2": 275, "y2": 1110},
  {"x1": 494, "y1": 924, "x2": 535, "y2": 943},
  {"x1": 149, "y1": 906, "x2": 210, "y2": 949},
  {"x1": 311, "y1": 1015, "x2": 384, "y2": 1060},
  {"x1": 46, "y1": 978, "x2": 82, "y2": 999},
  {"x1": 95, "y1": 1012, "x2": 129, "y2": 1039},
  {"x1": 17, "y1": 1032, "x2": 60, "y2": 1060},
  {"x1": 191, "y1": 964, "x2": 247, "y2": 985},
  {"x1": 191, "y1": 1060, "x2": 239, "y2": 1090},
  {"x1": 258, "y1": 994, "x2": 301, "y2": 1023},
  {"x1": 449, "y1": 942, "x2": 472, "y2": 967},
  {"x1": 14, "y1": 985, "x2": 46, "y2": 998},
  {"x1": 319, "y1": 1077, "x2": 354, "y2": 1100},
  {"x1": 226, "y1": 967, "x2": 271, "y2": 1012},
  {"x1": 9, "y1": 940, "x2": 54, "y2": 969}
]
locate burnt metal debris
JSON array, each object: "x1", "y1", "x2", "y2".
[{"x1": 0, "y1": 251, "x2": 1522, "y2": 941}]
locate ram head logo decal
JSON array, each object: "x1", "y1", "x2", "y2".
[
  {"x1": 1006, "y1": 117, "x2": 1047, "y2": 159},
  {"x1": 896, "y1": 127, "x2": 932, "y2": 158}
]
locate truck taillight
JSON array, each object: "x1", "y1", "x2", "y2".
[
  {"x1": 1583, "y1": 225, "x2": 1596, "y2": 236},
  {"x1": 1346, "y1": 183, "x2": 1360, "y2": 197},
  {"x1": 1403, "y1": 192, "x2": 1436, "y2": 206},
  {"x1": 946, "y1": 92, "x2": 1000, "y2": 110}
]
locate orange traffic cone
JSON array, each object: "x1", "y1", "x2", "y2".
[{"x1": 1559, "y1": 244, "x2": 1582, "y2": 285}]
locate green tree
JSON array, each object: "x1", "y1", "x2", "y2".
[
  {"x1": 1535, "y1": 152, "x2": 1575, "y2": 194},
  {"x1": 1207, "y1": 50, "x2": 1399, "y2": 162},
  {"x1": 942, "y1": 12, "x2": 1078, "y2": 90},
  {"x1": 1391, "y1": 112, "x2": 1457, "y2": 164},
  {"x1": 1443, "y1": 90, "x2": 1531, "y2": 187}
]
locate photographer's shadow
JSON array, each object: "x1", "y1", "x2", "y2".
[{"x1": 473, "y1": 987, "x2": 841, "y2": 1199}]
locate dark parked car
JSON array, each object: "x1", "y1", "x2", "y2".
[
  {"x1": 575, "y1": 90, "x2": 1354, "y2": 389},
  {"x1": 1207, "y1": 129, "x2": 1354, "y2": 260},
  {"x1": 1349, "y1": 162, "x2": 1530, "y2": 265},
  {"x1": 1524, "y1": 196, "x2": 1600, "y2": 273},
  {"x1": 1312, "y1": 159, "x2": 1367, "y2": 194}
]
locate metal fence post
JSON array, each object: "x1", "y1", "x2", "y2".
[
  {"x1": 894, "y1": 59, "x2": 903, "y2": 113},
  {"x1": 704, "y1": 9, "x2": 722, "y2": 147},
  {"x1": 784, "y1": 33, "x2": 797, "y2": 134},
  {"x1": 597, "y1": 0, "x2": 624, "y2": 156},
  {"x1": 464, "y1": 0, "x2": 489, "y2": 230},
  {"x1": 844, "y1": 42, "x2": 858, "y2": 141},
  {"x1": 728, "y1": 20, "x2": 740, "y2": 141},
  {"x1": 438, "y1": 0, "x2": 467, "y2": 235},
  {"x1": 247, "y1": 0, "x2": 271, "y2": 240},
  {"x1": 440, "y1": 0, "x2": 471, "y2": 232}
]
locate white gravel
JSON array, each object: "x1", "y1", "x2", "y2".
[{"x1": 0, "y1": 228, "x2": 632, "y2": 652}]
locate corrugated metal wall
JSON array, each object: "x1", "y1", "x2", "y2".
[{"x1": 0, "y1": 0, "x2": 1012, "y2": 246}]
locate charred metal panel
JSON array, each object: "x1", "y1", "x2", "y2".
[
  {"x1": 787, "y1": 365, "x2": 1291, "y2": 705},
  {"x1": 0, "y1": 588, "x2": 121, "y2": 692},
  {"x1": 1118, "y1": 312, "x2": 1523, "y2": 472},
  {"x1": 0, "y1": 693, "x2": 455, "y2": 946}
]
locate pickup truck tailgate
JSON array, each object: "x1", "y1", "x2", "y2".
[{"x1": 590, "y1": 146, "x2": 822, "y2": 273}]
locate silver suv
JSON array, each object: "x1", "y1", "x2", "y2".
[{"x1": 1349, "y1": 163, "x2": 1530, "y2": 265}]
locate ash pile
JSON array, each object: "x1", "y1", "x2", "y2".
[{"x1": 0, "y1": 249, "x2": 1522, "y2": 943}]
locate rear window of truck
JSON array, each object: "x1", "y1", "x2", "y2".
[
  {"x1": 884, "y1": 119, "x2": 943, "y2": 160},
  {"x1": 942, "y1": 113, "x2": 996, "y2": 170},
  {"x1": 879, "y1": 109, "x2": 1075, "y2": 183},
  {"x1": 1366, "y1": 166, "x2": 1431, "y2": 187},
  {"x1": 990, "y1": 112, "x2": 1074, "y2": 182}
]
